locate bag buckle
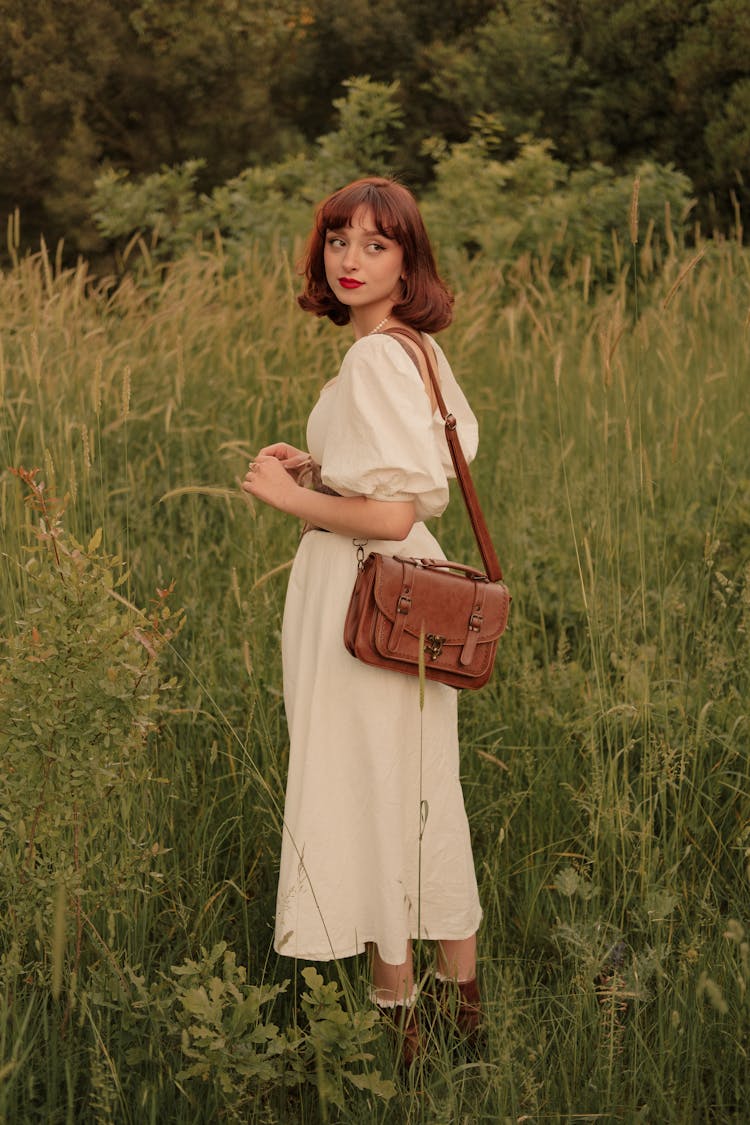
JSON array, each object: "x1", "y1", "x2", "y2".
[{"x1": 425, "y1": 633, "x2": 446, "y2": 660}]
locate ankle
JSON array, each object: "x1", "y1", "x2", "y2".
[
  {"x1": 372, "y1": 984, "x2": 417, "y2": 1008},
  {"x1": 435, "y1": 970, "x2": 477, "y2": 985}
]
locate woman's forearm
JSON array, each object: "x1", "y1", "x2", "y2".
[
  {"x1": 283, "y1": 487, "x2": 416, "y2": 540},
  {"x1": 243, "y1": 453, "x2": 416, "y2": 539}
]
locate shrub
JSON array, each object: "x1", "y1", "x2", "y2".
[{"x1": 0, "y1": 468, "x2": 182, "y2": 988}]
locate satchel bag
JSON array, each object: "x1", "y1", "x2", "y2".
[{"x1": 343, "y1": 327, "x2": 510, "y2": 690}]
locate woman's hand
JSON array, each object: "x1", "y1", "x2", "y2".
[
  {"x1": 242, "y1": 454, "x2": 301, "y2": 512},
  {"x1": 257, "y1": 443, "x2": 311, "y2": 480}
]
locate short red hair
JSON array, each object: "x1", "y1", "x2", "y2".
[{"x1": 298, "y1": 177, "x2": 453, "y2": 332}]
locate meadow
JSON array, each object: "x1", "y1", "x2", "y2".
[{"x1": 1, "y1": 222, "x2": 749, "y2": 1122}]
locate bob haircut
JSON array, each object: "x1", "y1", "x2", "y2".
[{"x1": 298, "y1": 177, "x2": 453, "y2": 332}]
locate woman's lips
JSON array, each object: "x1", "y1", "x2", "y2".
[{"x1": 339, "y1": 277, "x2": 364, "y2": 289}]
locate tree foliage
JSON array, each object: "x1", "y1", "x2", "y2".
[
  {"x1": 92, "y1": 77, "x2": 405, "y2": 259},
  {"x1": 423, "y1": 0, "x2": 749, "y2": 230},
  {"x1": 0, "y1": 0, "x2": 747, "y2": 255},
  {"x1": 668, "y1": 0, "x2": 750, "y2": 211},
  {"x1": 421, "y1": 124, "x2": 694, "y2": 277},
  {"x1": 0, "y1": 0, "x2": 306, "y2": 253},
  {"x1": 91, "y1": 82, "x2": 694, "y2": 288}
]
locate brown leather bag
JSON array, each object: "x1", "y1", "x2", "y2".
[{"x1": 343, "y1": 328, "x2": 510, "y2": 690}]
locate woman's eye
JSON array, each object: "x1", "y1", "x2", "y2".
[
  {"x1": 327, "y1": 236, "x2": 345, "y2": 248},
  {"x1": 368, "y1": 242, "x2": 386, "y2": 252}
]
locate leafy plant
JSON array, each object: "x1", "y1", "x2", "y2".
[
  {"x1": 115, "y1": 944, "x2": 395, "y2": 1120},
  {"x1": 92, "y1": 76, "x2": 404, "y2": 262},
  {"x1": 422, "y1": 119, "x2": 694, "y2": 277},
  {"x1": 92, "y1": 81, "x2": 693, "y2": 289},
  {"x1": 0, "y1": 468, "x2": 182, "y2": 988}
]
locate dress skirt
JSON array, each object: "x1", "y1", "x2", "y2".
[{"x1": 275, "y1": 522, "x2": 482, "y2": 965}]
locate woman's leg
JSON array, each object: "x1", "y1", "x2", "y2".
[
  {"x1": 436, "y1": 933, "x2": 477, "y2": 982},
  {"x1": 370, "y1": 940, "x2": 415, "y2": 1004},
  {"x1": 370, "y1": 941, "x2": 420, "y2": 1066},
  {"x1": 435, "y1": 933, "x2": 482, "y2": 1040}
]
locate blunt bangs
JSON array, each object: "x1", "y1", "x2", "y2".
[{"x1": 317, "y1": 181, "x2": 405, "y2": 244}]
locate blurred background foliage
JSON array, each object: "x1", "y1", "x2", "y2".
[{"x1": 1, "y1": 0, "x2": 748, "y2": 264}]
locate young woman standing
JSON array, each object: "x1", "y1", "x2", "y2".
[{"x1": 243, "y1": 177, "x2": 483, "y2": 1064}]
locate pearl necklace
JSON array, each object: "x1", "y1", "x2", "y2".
[{"x1": 367, "y1": 314, "x2": 391, "y2": 336}]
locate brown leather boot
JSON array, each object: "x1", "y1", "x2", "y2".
[
  {"x1": 435, "y1": 975, "x2": 483, "y2": 1041},
  {"x1": 377, "y1": 1002, "x2": 421, "y2": 1069}
]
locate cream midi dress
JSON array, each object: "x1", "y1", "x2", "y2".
[{"x1": 275, "y1": 332, "x2": 482, "y2": 965}]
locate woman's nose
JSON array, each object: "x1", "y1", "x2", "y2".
[{"x1": 342, "y1": 244, "x2": 360, "y2": 270}]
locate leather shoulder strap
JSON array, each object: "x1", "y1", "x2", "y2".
[{"x1": 382, "y1": 326, "x2": 503, "y2": 582}]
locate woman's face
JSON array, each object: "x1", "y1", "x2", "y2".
[{"x1": 323, "y1": 206, "x2": 404, "y2": 328}]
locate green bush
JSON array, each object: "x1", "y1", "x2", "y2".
[
  {"x1": 92, "y1": 77, "x2": 405, "y2": 262},
  {"x1": 91, "y1": 80, "x2": 694, "y2": 284},
  {"x1": 422, "y1": 117, "x2": 694, "y2": 277},
  {"x1": 87, "y1": 944, "x2": 395, "y2": 1121},
  {"x1": 0, "y1": 468, "x2": 182, "y2": 984}
]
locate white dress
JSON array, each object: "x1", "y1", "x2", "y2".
[{"x1": 274, "y1": 333, "x2": 483, "y2": 965}]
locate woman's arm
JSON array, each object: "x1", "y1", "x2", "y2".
[{"x1": 242, "y1": 454, "x2": 415, "y2": 540}]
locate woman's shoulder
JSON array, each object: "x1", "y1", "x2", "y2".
[
  {"x1": 344, "y1": 330, "x2": 451, "y2": 369},
  {"x1": 340, "y1": 331, "x2": 426, "y2": 379},
  {"x1": 332, "y1": 333, "x2": 442, "y2": 419},
  {"x1": 344, "y1": 331, "x2": 416, "y2": 357}
]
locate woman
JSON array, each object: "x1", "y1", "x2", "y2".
[{"x1": 242, "y1": 177, "x2": 482, "y2": 1063}]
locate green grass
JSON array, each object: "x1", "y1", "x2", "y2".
[{"x1": 1, "y1": 231, "x2": 749, "y2": 1122}]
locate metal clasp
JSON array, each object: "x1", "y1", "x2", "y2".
[
  {"x1": 353, "y1": 539, "x2": 368, "y2": 572},
  {"x1": 424, "y1": 633, "x2": 446, "y2": 660}
]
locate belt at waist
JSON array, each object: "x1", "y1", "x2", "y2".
[{"x1": 300, "y1": 469, "x2": 340, "y2": 537}]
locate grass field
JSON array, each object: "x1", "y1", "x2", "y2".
[{"x1": 1, "y1": 228, "x2": 749, "y2": 1122}]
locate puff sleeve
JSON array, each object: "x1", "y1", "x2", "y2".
[{"x1": 319, "y1": 334, "x2": 478, "y2": 523}]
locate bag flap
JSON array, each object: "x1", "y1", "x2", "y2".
[{"x1": 371, "y1": 555, "x2": 509, "y2": 643}]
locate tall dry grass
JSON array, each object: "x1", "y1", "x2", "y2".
[{"x1": 1, "y1": 229, "x2": 749, "y2": 1121}]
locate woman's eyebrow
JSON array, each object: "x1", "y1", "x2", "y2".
[
  {"x1": 328, "y1": 224, "x2": 393, "y2": 239},
  {"x1": 358, "y1": 227, "x2": 395, "y2": 240}
]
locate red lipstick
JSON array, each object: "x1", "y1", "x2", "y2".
[{"x1": 339, "y1": 277, "x2": 364, "y2": 289}]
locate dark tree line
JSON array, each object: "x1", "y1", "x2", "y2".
[{"x1": 1, "y1": 0, "x2": 748, "y2": 258}]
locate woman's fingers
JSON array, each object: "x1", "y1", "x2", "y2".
[
  {"x1": 242, "y1": 455, "x2": 297, "y2": 508},
  {"x1": 257, "y1": 442, "x2": 306, "y2": 462},
  {"x1": 283, "y1": 452, "x2": 311, "y2": 469}
]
